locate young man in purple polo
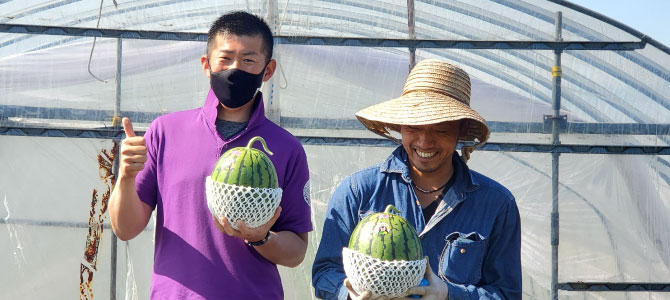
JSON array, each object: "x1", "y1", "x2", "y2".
[{"x1": 109, "y1": 11, "x2": 312, "y2": 300}]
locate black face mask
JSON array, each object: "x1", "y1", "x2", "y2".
[{"x1": 209, "y1": 63, "x2": 266, "y2": 108}]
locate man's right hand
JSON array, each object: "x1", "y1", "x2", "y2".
[
  {"x1": 110, "y1": 117, "x2": 152, "y2": 241},
  {"x1": 120, "y1": 117, "x2": 147, "y2": 180}
]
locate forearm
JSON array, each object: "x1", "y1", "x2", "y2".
[
  {"x1": 312, "y1": 263, "x2": 347, "y2": 300},
  {"x1": 254, "y1": 231, "x2": 308, "y2": 267},
  {"x1": 313, "y1": 177, "x2": 361, "y2": 300},
  {"x1": 109, "y1": 177, "x2": 152, "y2": 241}
]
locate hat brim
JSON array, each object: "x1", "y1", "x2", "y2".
[{"x1": 355, "y1": 91, "x2": 490, "y2": 147}]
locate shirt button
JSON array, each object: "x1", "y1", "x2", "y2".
[{"x1": 460, "y1": 248, "x2": 466, "y2": 254}]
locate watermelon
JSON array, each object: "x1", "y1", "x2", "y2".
[
  {"x1": 211, "y1": 136, "x2": 278, "y2": 189},
  {"x1": 348, "y1": 204, "x2": 423, "y2": 261}
]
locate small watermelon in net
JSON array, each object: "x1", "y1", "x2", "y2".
[
  {"x1": 342, "y1": 204, "x2": 426, "y2": 298},
  {"x1": 205, "y1": 136, "x2": 282, "y2": 229},
  {"x1": 348, "y1": 204, "x2": 423, "y2": 261},
  {"x1": 211, "y1": 136, "x2": 278, "y2": 188}
]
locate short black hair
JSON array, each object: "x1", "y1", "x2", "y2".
[{"x1": 207, "y1": 11, "x2": 274, "y2": 63}]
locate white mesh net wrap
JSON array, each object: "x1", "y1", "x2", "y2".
[
  {"x1": 342, "y1": 247, "x2": 426, "y2": 298},
  {"x1": 205, "y1": 176, "x2": 282, "y2": 230}
]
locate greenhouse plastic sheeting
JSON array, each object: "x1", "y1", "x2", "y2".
[{"x1": 1, "y1": 0, "x2": 670, "y2": 299}]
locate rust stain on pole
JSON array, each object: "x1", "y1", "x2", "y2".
[{"x1": 80, "y1": 141, "x2": 117, "y2": 300}]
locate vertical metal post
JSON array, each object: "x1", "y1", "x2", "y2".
[
  {"x1": 550, "y1": 11, "x2": 562, "y2": 300},
  {"x1": 407, "y1": 0, "x2": 416, "y2": 70},
  {"x1": 110, "y1": 37, "x2": 122, "y2": 300},
  {"x1": 264, "y1": 0, "x2": 281, "y2": 124},
  {"x1": 110, "y1": 211, "x2": 118, "y2": 300},
  {"x1": 113, "y1": 37, "x2": 122, "y2": 127}
]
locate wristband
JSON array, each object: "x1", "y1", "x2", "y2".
[{"x1": 245, "y1": 231, "x2": 271, "y2": 247}]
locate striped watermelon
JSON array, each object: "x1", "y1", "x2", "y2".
[
  {"x1": 348, "y1": 204, "x2": 423, "y2": 261},
  {"x1": 211, "y1": 136, "x2": 278, "y2": 188}
]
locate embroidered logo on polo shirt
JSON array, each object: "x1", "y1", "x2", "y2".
[{"x1": 303, "y1": 179, "x2": 311, "y2": 206}]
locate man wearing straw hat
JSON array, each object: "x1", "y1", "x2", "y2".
[{"x1": 312, "y1": 59, "x2": 521, "y2": 299}]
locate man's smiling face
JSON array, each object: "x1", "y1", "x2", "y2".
[{"x1": 400, "y1": 121, "x2": 461, "y2": 175}]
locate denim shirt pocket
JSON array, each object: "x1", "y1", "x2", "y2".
[{"x1": 439, "y1": 232, "x2": 487, "y2": 284}]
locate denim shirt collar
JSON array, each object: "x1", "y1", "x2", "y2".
[
  {"x1": 380, "y1": 146, "x2": 481, "y2": 199},
  {"x1": 379, "y1": 146, "x2": 480, "y2": 235},
  {"x1": 379, "y1": 146, "x2": 411, "y2": 181}
]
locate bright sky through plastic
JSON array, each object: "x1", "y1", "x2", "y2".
[{"x1": 570, "y1": 0, "x2": 670, "y2": 46}]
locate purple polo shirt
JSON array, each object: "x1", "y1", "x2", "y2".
[{"x1": 135, "y1": 89, "x2": 312, "y2": 300}]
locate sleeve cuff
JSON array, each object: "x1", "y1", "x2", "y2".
[
  {"x1": 446, "y1": 281, "x2": 467, "y2": 299},
  {"x1": 337, "y1": 283, "x2": 349, "y2": 300}
]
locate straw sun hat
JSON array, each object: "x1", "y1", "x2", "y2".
[{"x1": 355, "y1": 59, "x2": 490, "y2": 160}]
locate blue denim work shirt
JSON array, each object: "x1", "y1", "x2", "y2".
[{"x1": 312, "y1": 146, "x2": 521, "y2": 300}]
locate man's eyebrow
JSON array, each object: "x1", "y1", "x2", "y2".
[{"x1": 217, "y1": 50, "x2": 259, "y2": 56}]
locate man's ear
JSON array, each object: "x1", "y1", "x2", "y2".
[
  {"x1": 262, "y1": 59, "x2": 277, "y2": 82},
  {"x1": 201, "y1": 55, "x2": 211, "y2": 78},
  {"x1": 459, "y1": 119, "x2": 470, "y2": 139}
]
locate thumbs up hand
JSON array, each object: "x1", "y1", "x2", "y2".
[{"x1": 119, "y1": 117, "x2": 147, "y2": 180}]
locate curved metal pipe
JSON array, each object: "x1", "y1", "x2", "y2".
[{"x1": 548, "y1": 0, "x2": 670, "y2": 54}]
